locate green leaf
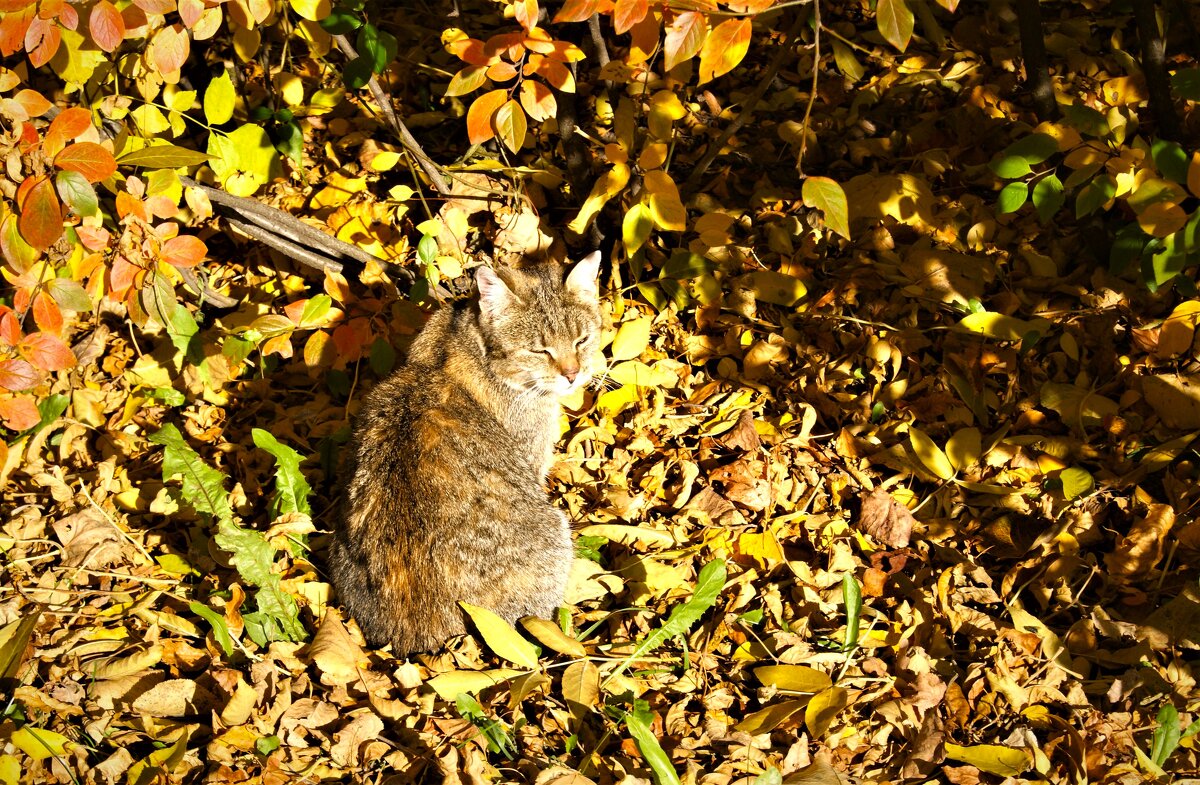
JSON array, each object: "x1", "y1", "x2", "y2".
[
  {"x1": 417, "y1": 234, "x2": 438, "y2": 267},
  {"x1": 605, "y1": 559, "x2": 726, "y2": 684},
  {"x1": 988, "y1": 155, "x2": 1032, "y2": 179},
  {"x1": 356, "y1": 23, "x2": 396, "y2": 73},
  {"x1": 298, "y1": 294, "x2": 332, "y2": 329},
  {"x1": 188, "y1": 601, "x2": 235, "y2": 656},
  {"x1": 203, "y1": 71, "x2": 236, "y2": 126},
  {"x1": 1147, "y1": 231, "x2": 1189, "y2": 291},
  {"x1": 118, "y1": 145, "x2": 212, "y2": 169},
  {"x1": 1171, "y1": 67, "x2": 1200, "y2": 100},
  {"x1": 252, "y1": 429, "x2": 312, "y2": 518},
  {"x1": 55, "y1": 170, "x2": 98, "y2": 217},
  {"x1": 625, "y1": 708, "x2": 681, "y2": 785},
  {"x1": 831, "y1": 40, "x2": 864, "y2": 82},
  {"x1": 1058, "y1": 467, "x2": 1094, "y2": 500},
  {"x1": 1151, "y1": 139, "x2": 1189, "y2": 185},
  {"x1": 369, "y1": 338, "x2": 395, "y2": 376},
  {"x1": 996, "y1": 181, "x2": 1028, "y2": 214},
  {"x1": 1032, "y1": 173, "x2": 1064, "y2": 223},
  {"x1": 1060, "y1": 102, "x2": 1110, "y2": 138},
  {"x1": 842, "y1": 573, "x2": 861, "y2": 651},
  {"x1": 999, "y1": 133, "x2": 1059, "y2": 166},
  {"x1": 45, "y1": 278, "x2": 93, "y2": 312},
  {"x1": 319, "y1": 9, "x2": 361, "y2": 34},
  {"x1": 801, "y1": 176, "x2": 850, "y2": 240},
  {"x1": 1109, "y1": 223, "x2": 1147, "y2": 274},
  {"x1": 460, "y1": 602, "x2": 541, "y2": 668},
  {"x1": 875, "y1": 0, "x2": 913, "y2": 52},
  {"x1": 660, "y1": 250, "x2": 715, "y2": 280},
  {"x1": 1076, "y1": 175, "x2": 1116, "y2": 218},
  {"x1": 273, "y1": 121, "x2": 304, "y2": 166},
  {"x1": 149, "y1": 424, "x2": 233, "y2": 523},
  {"x1": 344, "y1": 55, "x2": 373, "y2": 90}
]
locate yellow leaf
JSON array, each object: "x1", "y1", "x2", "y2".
[
  {"x1": 909, "y1": 426, "x2": 954, "y2": 480},
  {"x1": 648, "y1": 90, "x2": 686, "y2": 139},
  {"x1": 493, "y1": 99, "x2": 527, "y2": 153},
  {"x1": 460, "y1": 602, "x2": 540, "y2": 668},
  {"x1": 576, "y1": 524, "x2": 675, "y2": 546},
  {"x1": 804, "y1": 686, "x2": 848, "y2": 738},
  {"x1": 11, "y1": 727, "x2": 71, "y2": 760},
  {"x1": 754, "y1": 664, "x2": 831, "y2": 692},
  {"x1": 944, "y1": 743, "x2": 1033, "y2": 776},
  {"x1": 945, "y1": 427, "x2": 981, "y2": 471},
  {"x1": 0, "y1": 755, "x2": 18, "y2": 785},
  {"x1": 427, "y1": 668, "x2": 523, "y2": 700},
  {"x1": 519, "y1": 617, "x2": 586, "y2": 657},
  {"x1": 273, "y1": 71, "x2": 305, "y2": 107},
  {"x1": 288, "y1": 0, "x2": 329, "y2": 21},
  {"x1": 956, "y1": 312, "x2": 1049, "y2": 342},
  {"x1": 735, "y1": 699, "x2": 807, "y2": 734},
  {"x1": 749, "y1": 270, "x2": 807, "y2": 306},
  {"x1": 644, "y1": 170, "x2": 686, "y2": 231},
  {"x1": 203, "y1": 71, "x2": 235, "y2": 125},
  {"x1": 607, "y1": 360, "x2": 675, "y2": 388},
  {"x1": 697, "y1": 18, "x2": 750, "y2": 84},
  {"x1": 561, "y1": 659, "x2": 599, "y2": 726},
  {"x1": 610, "y1": 316, "x2": 652, "y2": 361},
  {"x1": 622, "y1": 203, "x2": 654, "y2": 255},
  {"x1": 1157, "y1": 300, "x2": 1200, "y2": 357},
  {"x1": 568, "y1": 164, "x2": 630, "y2": 235},
  {"x1": 368, "y1": 150, "x2": 402, "y2": 172},
  {"x1": 738, "y1": 531, "x2": 784, "y2": 568}
]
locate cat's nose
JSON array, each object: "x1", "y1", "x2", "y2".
[{"x1": 562, "y1": 367, "x2": 579, "y2": 383}]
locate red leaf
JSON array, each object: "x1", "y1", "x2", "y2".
[
  {"x1": 552, "y1": 0, "x2": 598, "y2": 23},
  {"x1": 466, "y1": 89, "x2": 508, "y2": 145},
  {"x1": 332, "y1": 322, "x2": 366, "y2": 361},
  {"x1": 20, "y1": 331, "x2": 76, "y2": 371},
  {"x1": 54, "y1": 142, "x2": 117, "y2": 183},
  {"x1": 0, "y1": 6, "x2": 34, "y2": 57},
  {"x1": 88, "y1": 0, "x2": 124, "y2": 51},
  {"x1": 24, "y1": 16, "x2": 60, "y2": 67},
  {"x1": 664, "y1": 11, "x2": 707, "y2": 72},
  {"x1": 18, "y1": 176, "x2": 63, "y2": 250},
  {"x1": 0, "y1": 395, "x2": 40, "y2": 430},
  {"x1": 612, "y1": 0, "x2": 648, "y2": 35},
  {"x1": 161, "y1": 234, "x2": 206, "y2": 268},
  {"x1": 0, "y1": 358, "x2": 39, "y2": 391},
  {"x1": 32, "y1": 290, "x2": 63, "y2": 334}
]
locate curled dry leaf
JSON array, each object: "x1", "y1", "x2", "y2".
[
  {"x1": 309, "y1": 608, "x2": 367, "y2": 686},
  {"x1": 51, "y1": 508, "x2": 124, "y2": 568},
  {"x1": 858, "y1": 486, "x2": 915, "y2": 548},
  {"x1": 1105, "y1": 503, "x2": 1175, "y2": 583}
]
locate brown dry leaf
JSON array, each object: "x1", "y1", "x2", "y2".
[
  {"x1": 131, "y1": 678, "x2": 220, "y2": 717},
  {"x1": 1105, "y1": 503, "x2": 1175, "y2": 583},
  {"x1": 51, "y1": 508, "x2": 125, "y2": 569},
  {"x1": 1141, "y1": 374, "x2": 1200, "y2": 428},
  {"x1": 329, "y1": 710, "x2": 386, "y2": 768},
  {"x1": 858, "y1": 487, "x2": 915, "y2": 548},
  {"x1": 308, "y1": 608, "x2": 366, "y2": 686}
]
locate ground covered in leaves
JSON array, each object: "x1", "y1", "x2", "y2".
[{"x1": 3, "y1": 2, "x2": 1200, "y2": 784}]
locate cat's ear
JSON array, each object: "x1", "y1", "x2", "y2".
[
  {"x1": 565, "y1": 250, "x2": 602, "y2": 299},
  {"x1": 476, "y1": 265, "x2": 518, "y2": 317}
]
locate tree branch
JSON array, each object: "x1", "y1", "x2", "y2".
[{"x1": 333, "y1": 35, "x2": 450, "y2": 195}]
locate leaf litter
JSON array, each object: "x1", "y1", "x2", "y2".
[{"x1": 2, "y1": 7, "x2": 1200, "y2": 785}]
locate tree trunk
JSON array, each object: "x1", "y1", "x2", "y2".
[
  {"x1": 1013, "y1": 0, "x2": 1057, "y2": 120},
  {"x1": 1132, "y1": 0, "x2": 1182, "y2": 141}
]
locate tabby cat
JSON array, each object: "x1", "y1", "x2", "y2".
[{"x1": 329, "y1": 253, "x2": 603, "y2": 655}]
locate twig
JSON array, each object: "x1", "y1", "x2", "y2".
[
  {"x1": 795, "y1": 1, "x2": 821, "y2": 177},
  {"x1": 333, "y1": 34, "x2": 450, "y2": 195},
  {"x1": 684, "y1": 11, "x2": 806, "y2": 191},
  {"x1": 178, "y1": 267, "x2": 238, "y2": 309},
  {"x1": 223, "y1": 216, "x2": 344, "y2": 275},
  {"x1": 588, "y1": 13, "x2": 611, "y2": 71}
]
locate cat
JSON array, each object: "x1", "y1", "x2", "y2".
[{"x1": 328, "y1": 253, "x2": 603, "y2": 656}]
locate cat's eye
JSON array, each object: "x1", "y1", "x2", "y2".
[
  {"x1": 534, "y1": 347, "x2": 555, "y2": 359},
  {"x1": 573, "y1": 336, "x2": 587, "y2": 348}
]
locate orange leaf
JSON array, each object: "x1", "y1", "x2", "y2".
[
  {"x1": 133, "y1": 0, "x2": 176, "y2": 13},
  {"x1": 178, "y1": 0, "x2": 203, "y2": 27},
  {"x1": 612, "y1": 0, "x2": 648, "y2": 34},
  {"x1": 18, "y1": 176, "x2": 63, "y2": 251},
  {"x1": 0, "y1": 395, "x2": 40, "y2": 430},
  {"x1": 147, "y1": 23, "x2": 189, "y2": 76},
  {"x1": 44, "y1": 107, "x2": 92, "y2": 157},
  {"x1": 283, "y1": 298, "x2": 308, "y2": 326},
  {"x1": 664, "y1": 11, "x2": 706, "y2": 72},
  {"x1": 628, "y1": 10, "x2": 659, "y2": 64},
  {"x1": 536, "y1": 58, "x2": 574, "y2": 92},
  {"x1": 0, "y1": 7, "x2": 34, "y2": 58},
  {"x1": 0, "y1": 359, "x2": 37, "y2": 391},
  {"x1": 493, "y1": 99, "x2": 527, "y2": 153},
  {"x1": 332, "y1": 322, "x2": 366, "y2": 360},
  {"x1": 24, "y1": 17, "x2": 60, "y2": 68},
  {"x1": 552, "y1": 0, "x2": 598, "y2": 23},
  {"x1": 303, "y1": 330, "x2": 336, "y2": 367},
  {"x1": 466, "y1": 89, "x2": 508, "y2": 145},
  {"x1": 698, "y1": 18, "x2": 750, "y2": 85},
  {"x1": 161, "y1": 234, "x2": 206, "y2": 268},
  {"x1": 13, "y1": 88, "x2": 51, "y2": 118},
  {"x1": 519, "y1": 80, "x2": 557, "y2": 122},
  {"x1": 32, "y1": 290, "x2": 63, "y2": 334},
  {"x1": 88, "y1": 0, "x2": 125, "y2": 51},
  {"x1": 55, "y1": 142, "x2": 117, "y2": 183},
  {"x1": 75, "y1": 225, "x2": 111, "y2": 251},
  {"x1": 487, "y1": 61, "x2": 519, "y2": 81},
  {"x1": 513, "y1": 0, "x2": 538, "y2": 32},
  {"x1": 20, "y1": 332, "x2": 75, "y2": 371}
]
